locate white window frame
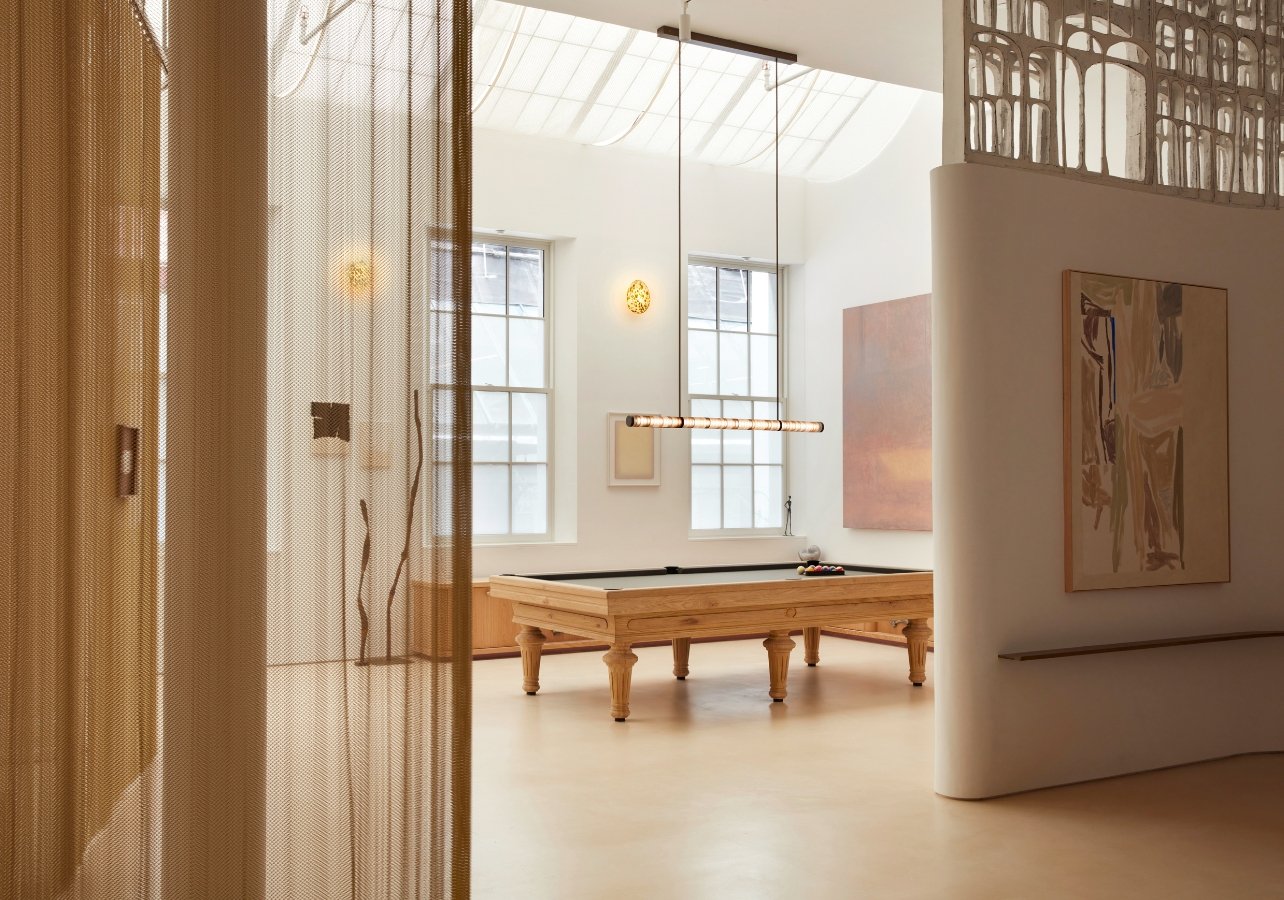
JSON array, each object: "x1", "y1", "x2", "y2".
[
  {"x1": 467, "y1": 233, "x2": 554, "y2": 544},
  {"x1": 683, "y1": 255, "x2": 788, "y2": 537}
]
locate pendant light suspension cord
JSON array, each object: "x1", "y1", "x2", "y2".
[
  {"x1": 676, "y1": 27, "x2": 683, "y2": 415},
  {"x1": 775, "y1": 55, "x2": 780, "y2": 412},
  {"x1": 770, "y1": 56, "x2": 780, "y2": 418}
]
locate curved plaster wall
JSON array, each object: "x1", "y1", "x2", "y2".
[{"x1": 932, "y1": 162, "x2": 1284, "y2": 799}]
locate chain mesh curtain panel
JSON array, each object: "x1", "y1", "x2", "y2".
[
  {"x1": 3, "y1": 0, "x2": 473, "y2": 896},
  {"x1": 263, "y1": 0, "x2": 473, "y2": 895},
  {"x1": 2, "y1": 0, "x2": 161, "y2": 895}
]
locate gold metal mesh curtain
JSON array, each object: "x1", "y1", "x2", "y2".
[
  {"x1": 2, "y1": 1, "x2": 162, "y2": 896},
  {"x1": 5, "y1": 0, "x2": 471, "y2": 895},
  {"x1": 263, "y1": 0, "x2": 473, "y2": 897}
]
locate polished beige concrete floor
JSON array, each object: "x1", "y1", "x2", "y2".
[{"x1": 473, "y1": 636, "x2": 1284, "y2": 900}]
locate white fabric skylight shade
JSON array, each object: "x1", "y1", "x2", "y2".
[{"x1": 470, "y1": 0, "x2": 924, "y2": 182}]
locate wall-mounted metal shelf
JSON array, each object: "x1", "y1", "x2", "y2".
[{"x1": 998, "y1": 631, "x2": 1284, "y2": 662}]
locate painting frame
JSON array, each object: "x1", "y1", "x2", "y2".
[
  {"x1": 607, "y1": 412, "x2": 660, "y2": 487},
  {"x1": 1062, "y1": 270, "x2": 1230, "y2": 592}
]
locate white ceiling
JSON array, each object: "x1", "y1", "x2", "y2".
[{"x1": 507, "y1": 0, "x2": 944, "y2": 93}]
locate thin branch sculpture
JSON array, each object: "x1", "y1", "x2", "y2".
[
  {"x1": 356, "y1": 499, "x2": 372, "y2": 665},
  {"x1": 385, "y1": 389, "x2": 424, "y2": 661}
]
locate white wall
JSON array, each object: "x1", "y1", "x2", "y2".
[
  {"x1": 932, "y1": 162, "x2": 1284, "y2": 798},
  {"x1": 792, "y1": 93, "x2": 941, "y2": 571},
  {"x1": 472, "y1": 127, "x2": 811, "y2": 576},
  {"x1": 472, "y1": 96, "x2": 943, "y2": 578}
]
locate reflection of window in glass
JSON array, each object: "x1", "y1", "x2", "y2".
[
  {"x1": 686, "y1": 260, "x2": 784, "y2": 532},
  {"x1": 435, "y1": 238, "x2": 551, "y2": 539}
]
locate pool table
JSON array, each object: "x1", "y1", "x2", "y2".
[{"x1": 487, "y1": 563, "x2": 933, "y2": 721}]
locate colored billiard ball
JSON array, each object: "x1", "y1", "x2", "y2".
[{"x1": 797, "y1": 565, "x2": 805, "y2": 574}]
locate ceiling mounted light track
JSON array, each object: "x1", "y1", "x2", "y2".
[
  {"x1": 655, "y1": 25, "x2": 798, "y2": 64},
  {"x1": 625, "y1": 3, "x2": 822, "y2": 436}
]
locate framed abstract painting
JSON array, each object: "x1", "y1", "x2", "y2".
[
  {"x1": 607, "y1": 412, "x2": 660, "y2": 486},
  {"x1": 1063, "y1": 270, "x2": 1230, "y2": 592}
]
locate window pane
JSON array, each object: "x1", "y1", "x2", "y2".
[
  {"x1": 428, "y1": 311, "x2": 454, "y2": 384},
  {"x1": 432, "y1": 386, "x2": 459, "y2": 462},
  {"x1": 508, "y1": 245, "x2": 544, "y2": 317},
  {"x1": 748, "y1": 270, "x2": 777, "y2": 334},
  {"x1": 473, "y1": 464, "x2": 510, "y2": 535},
  {"x1": 429, "y1": 463, "x2": 454, "y2": 538},
  {"x1": 688, "y1": 264, "x2": 717, "y2": 329},
  {"x1": 158, "y1": 460, "x2": 166, "y2": 544},
  {"x1": 473, "y1": 390, "x2": 509, "y2": 462},
  {"x1": 754, "y1": 401, "x2": 782, "y2": 463},
  {"x1": 723, "y1": 399, "x2": 752, "y2": 463},
  {"x1": 508, "y1": 317, "x2": 545, "y2": 388},
  {"x1": 472, "y1": 314, "x2": 507, "y2": 387},
  {"x1": 750, "y1": 334, "x2": 778, "y2": 396},
  {"x1": 688, "y1": 330, "x2": 718, "y2": 395},
  {"x1": 754, "y1": 465, "x2": 783, "y2": 528},
  {"x1": 719, "y1": 332, "x2": 748, "y2": 396},
  {"x1": 723, "y1": 466, "x2": 753, "y2": 528},
  {"x1": 158, "y1": 376, "x2": 167, "y2": 455},
  {"x1": 428, "y1": 240, "x2": 458, "y2": 311},
  {"x1": 511, "y1": 464, "x2": 547, "y2": 534},
  {"x1": 690, "y1": 398, "x2": 720, "y2": 463},
  {"x1": 472, "y1": 243, "x2": 507, "y2": 313},
  {"x1": 718, "y1": 267, "x2": 748, "y2": 331},
  {"x1": 691, "y1": 465, "x2": 721, "y2": 529},
  {"x1": 511, "y1": 392, "x2": 547, "y2": 462}
]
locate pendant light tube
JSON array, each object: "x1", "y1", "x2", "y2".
[{"x1": 626, "y1": 415, "x2": 823, "y2": 433}]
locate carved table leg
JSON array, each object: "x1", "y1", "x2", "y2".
[
  {"x1": 803, "y1": 626, "x2": 821, "y2": 667},
  {"x1": 603, "y1": 643, "x2": 639, "y2": 721},
  {"x1": 904, "y1": 618, "x2": 931, "y2": 687},
  {"x1": 763, "y1": 630, "x2": 796, "y2": 702},
  {"x1": 515, "y1": 625, "x2": 546, "y2": 695},
  {"x1": 672, "y1": 637, "x2": 691, "y2": 680}
]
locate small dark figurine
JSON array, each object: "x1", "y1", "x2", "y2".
[{"x1": 784, "y1": 495, "x2": 793, "y2": 536}]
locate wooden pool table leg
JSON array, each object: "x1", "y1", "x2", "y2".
[
  {"x1": 904, "y1": 618, "x2": 931, "y2": 686},
  {"x1": 803, "y1": 627, "x2": 821, "y2": 666},
  {"x1": 763, "y1": 630, "x2": 796, "y2": 701},
  {"x1": 604, "y1": 642, "x2": 638, "y2": 721},
  {"x1": 516, "y1": 625, "x2": 546, "y2": 695},
  {"x1": 672, "y1": 637, "x2": 691, "y2": 680}
]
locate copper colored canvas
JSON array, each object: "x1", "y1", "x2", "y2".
[{"x1": 843, "y1": 295, "x2": 932, "y2": 532}]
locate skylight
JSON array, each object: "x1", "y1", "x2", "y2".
[
  {"x1": 472, "y1": 1, "x2": 925, "y2": 182},
  {"x1": 266, "y1": 0, "x2": 924, "y2": 182}
]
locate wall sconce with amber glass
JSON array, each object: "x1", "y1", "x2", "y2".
[
  {"x1": 347, "y1": 259, "x2": 372, "y2": 296},
  {"x1": 625, "y1": 279, "x2": 651, "y2": 315}
]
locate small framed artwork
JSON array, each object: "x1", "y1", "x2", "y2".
[
  {"x1": 608, "y1": 413, "x2": 660, "y2": 486},
  {"x1": 1063, "y1": 270, "x2": 1230, "y2": 592}
]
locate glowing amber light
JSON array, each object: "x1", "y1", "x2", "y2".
[
  {"x1": 624, "y1": 414, "x2": 824, "y2": 433},
  {"x1": 625, "y1": 279, "x2": 651, "y2": 315},
  {"x1": 347, "y1": 260, "x2": 372, "y2": 294}
]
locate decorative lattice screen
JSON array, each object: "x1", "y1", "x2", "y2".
[{"x1": 965, "y1": 0, "x2": 1284, "y2": 204}]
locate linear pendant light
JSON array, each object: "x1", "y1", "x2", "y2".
[{"x1": 625, "y1": 4, "x2": 823, "y2": 435}]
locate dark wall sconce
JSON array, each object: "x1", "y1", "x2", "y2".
[{"x1": 117, "y1": 425, "x2": 139, "y2": 497}]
